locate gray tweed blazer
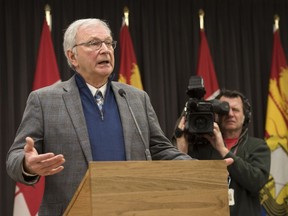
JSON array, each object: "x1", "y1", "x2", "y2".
[{"x1": 6, "y1": 75, "x2": 191, "y2": 215}]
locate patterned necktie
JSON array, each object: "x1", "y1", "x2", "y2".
[{"x1": 95, "y1": 90, "x2": 104, "y2": 114}]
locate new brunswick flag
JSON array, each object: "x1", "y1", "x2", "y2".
[
  {"x1": 260, "y1": 28, "x2": 288, "y2": 216},
  {"x1": 13, "y1": 19, "x2": 61, "y2": 216},
  {"x1": 196, "y1": 29, "x2": 219, "y2": 100},
  {"x1": 118, "y1": 22, "x2": 143, "y2": 90}
]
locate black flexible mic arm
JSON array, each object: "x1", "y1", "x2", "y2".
[{"x1": 118, "y1": 89, "x2": 152, "y2": 160}]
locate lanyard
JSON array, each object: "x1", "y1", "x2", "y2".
[
  {"x1": 228, "y1": 175, "x2": 231, "y2": 187},
  {"x1": 232, "y1": 144, "x2": 239, "y2": 155}
]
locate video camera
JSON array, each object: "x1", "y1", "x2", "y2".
[{"x1": 184, "y1": 76, "x2": 230, "y2": 135}]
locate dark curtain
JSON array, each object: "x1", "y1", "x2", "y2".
[{"x1": 1, "y1": 0, "x2": 288, "y2": 215}]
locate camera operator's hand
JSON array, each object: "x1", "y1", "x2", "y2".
[
  {"x1": 175, "y1": 116, "x2": 188, "y2": 153},
  {"x1": 203, "y1": 122, "x2": 229, "y2": 158}
]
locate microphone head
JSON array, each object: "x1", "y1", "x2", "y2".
[{"x1": 118, "y1": 89, "x2": 126, "y2": 97}]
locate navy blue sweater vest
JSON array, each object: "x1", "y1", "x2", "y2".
[{"x1": 75, "y1": 74, "x2": 126, "y2": 161}]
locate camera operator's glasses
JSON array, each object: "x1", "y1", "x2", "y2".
[{"x1": 73, "y1": 40, "x2": 117, "y2": 51}]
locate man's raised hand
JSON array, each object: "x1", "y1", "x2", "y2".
[{"x1": 23, "y1": 137, "x2": 65, "y2": 176}]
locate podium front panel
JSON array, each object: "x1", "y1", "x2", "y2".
[{"x1": 89, "y1": 160, "x2": 229, "y2": 216}]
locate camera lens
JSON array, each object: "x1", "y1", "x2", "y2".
[{"x1": 188, "y1": 112, "x2": 214, "y2": 134}]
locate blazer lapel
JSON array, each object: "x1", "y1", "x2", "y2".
[{"x1": 62, "y1": 77, "x2": 93, "y2": 162}]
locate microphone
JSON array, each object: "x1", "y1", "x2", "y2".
[{"x1": 118, "y1": 89, "x2": 152, "y2": 160}]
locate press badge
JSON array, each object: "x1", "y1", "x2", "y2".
[
  {"x1": 227, "y1": 176, "x2": 235, "y2": 206},
  {"x1": 228, "y1": 188, "x2": 235, "y2": 206}
]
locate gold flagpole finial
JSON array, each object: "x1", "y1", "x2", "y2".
[
  {"x1": 274, "y1": 14, "x2": 280, "y2": 31},
  {"x1": 123, "y1": 6, "x2": 129, "y2": 26},
  {"x1": 45, "y1": 4, "x2": 52, "y2": 31},
  {"x1": 199, "y1": 9, "x2": 205, "y2": 30}
]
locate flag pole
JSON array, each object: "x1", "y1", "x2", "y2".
[
  {"x1": 45, "y1": 4, "x2": 52, "y2": 31},
  {"x1": 123, "y1": 6, "x2": 129, "y2": 26},
  {"x1": 199, "y1": 9, "x2": 205, "y2": 30},
  {"x1": 274, "y1": 14, "x2": 279, "y2": 31},
  {"x1": 196, "y1": 8, "x2": 219, "y2": 99}
]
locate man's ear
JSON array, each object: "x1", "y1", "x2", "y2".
[
  {"x1": 67, "y1": 50, "x2": 78, "y2": 68},
  {"x1": 241, "y1": 115, "x2": 245, "y2": 125}
]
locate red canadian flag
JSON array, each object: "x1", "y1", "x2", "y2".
[
  {"x1": 196, "y1": 29, "x2": 219, "y2": 100},
  {"x1": 13, "y1": 19, "x2": 60, "y2": 216},
  {"x1": 118, "y1": 22, "x2": 143, "y2": 90}
]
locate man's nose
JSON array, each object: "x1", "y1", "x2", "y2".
[
  {"x1": 228, "y1": 109, "x2": 234, "y2": 116},
  {"x1": 99, "y1": 43, "x2": 110, "y2": 54},
  {"x1": 100, "y1": 42, "x2": 110, "y2": 50}
]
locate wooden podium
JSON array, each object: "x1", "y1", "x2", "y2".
[{"x1": 64, "y1": 160, "x2": 229, "y2": 216}]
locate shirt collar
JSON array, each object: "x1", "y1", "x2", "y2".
[{"x1": 86, "y1": 82, "x2": 107, "y2": 98}]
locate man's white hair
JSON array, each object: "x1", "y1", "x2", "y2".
[{"x1": 63, "y1": 18, "x2": 112, "y2": 69}]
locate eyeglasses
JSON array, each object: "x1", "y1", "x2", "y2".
[{"x1": 72, "y1": 39, "x2": 117, "y2": 51}]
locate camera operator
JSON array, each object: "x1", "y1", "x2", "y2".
[{"x1": 173, "y1": 89, "x2": 271, "y2": 216}]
